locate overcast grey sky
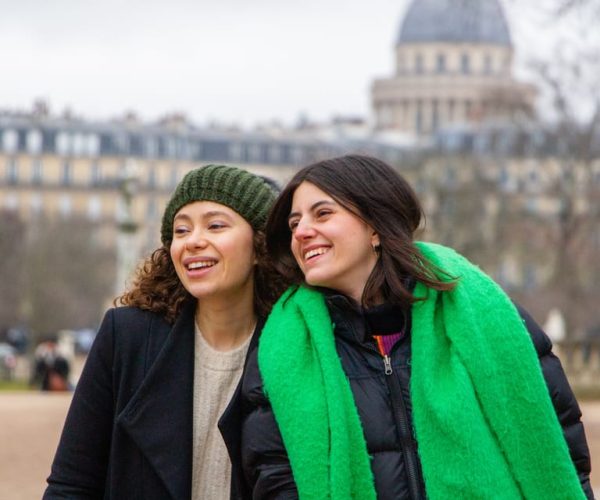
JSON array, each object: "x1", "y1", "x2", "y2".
[{"x1": 0, "y1": 0, "x2": 581, "y2": 127}]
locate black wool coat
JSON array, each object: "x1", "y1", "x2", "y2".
[{"x1": 44, "y1": 299, "x2": 261, "y2": 500}]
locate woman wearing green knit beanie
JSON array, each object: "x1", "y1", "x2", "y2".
[
  {"x1": 45, "y1": 164, "x2": 287, "y2": 499},
  {"x1": 234, "y1": 155, "x2": 593, "y2": 499}
]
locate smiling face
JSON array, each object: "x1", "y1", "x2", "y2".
[
  {"x1": 170, "y1": 201, "x2": 256, "y2": 302},
  {"x1": 288, "y1": 181, "x2": 379, "y2": 302}
]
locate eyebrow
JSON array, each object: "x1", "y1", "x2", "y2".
[
  {"x1": 288, "y1": 200, "x2": 336, "y2": 221},
  {"x1": 173, "y1": 210, "x2": 234, "y2": 222}
]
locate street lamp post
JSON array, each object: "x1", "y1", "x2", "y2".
[{"x1": 115, "y1": 159, "x2": 140, "y2": 295}]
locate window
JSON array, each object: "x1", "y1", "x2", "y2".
[
  {"x1": 87, "y1": 134, "x2": 100, "y2": 157},
  {"x1": 249, "y1": 144, "x2": 262, "y2": 163},
  {"x1": 147, "y1": 198, "x2": 158, "y2": 217},
  {"x1": 147, "y1": 165, "x2": 156, "y2": 189},
  {"x1": 179, "y1": 139, "x2": 191, "y2": 160},
  {"x1": 169, "y1": 166, "x2": 178, "y2": 188},
  {"x1": 7, "y1": 158, "x2": 18, "y2": 184},
  {"x1": 397, "y1": 54, "x2": 405, "y2": 74},
  {"x1": 145, "y1": 137, "x2": 158, "y2": 158},
  {"x1": 484, "y1": 54, "x2": 492, "y2": 74},
  {"x1": 27, "y1": 130, "x2": 42, "y2": 154},
  {"x1": 431, "y1": 100, "x2": 440, "y2": 132},
  {"x1": 415, "y1": 100, "x2": 423, "y2": 134},
  {"x1": 448, "y1": 99, "x2": 456, "y2": 121},
  {"x1": 129, "y1": 135, "x2": 144, "y2": 157},
  {"x1": 461, "y1": 53, "x2": 470, "y2": 74},
  {"x1": 229, "y1": 142, "x2": 242, "y2": 161},
  {"x1": 436, "y1": 54, "x2": 446, "y2": 73},
  {"x1": 465, "y1": 100, "x2": 473, "y2": 119},
  {"x1": 32, "y1": 159, "x2": 43, "y2": 184},
  {"x1": 291, "y1": 146, "x2": 304, "y2": 164},
  {"x1": 62, "y1": 160, "x2": 72, "y2": 185},
  {"x1": 415, "y1": 53, "x2": 424, "y2": 74},
  {"x1": 474, "y1": 133, "x2": 490, "y2": 154},
  {"x1": 42, "y1": 130, "x2": 56, "y2": 152},
  {"x1": 90, "y1": 161, "x2": 102, "y2": 186},
  {"x1": 2, "y1": 129, "x2": 18, "y2": 153},
  {"x1": 56, "y1": 132, "x2": 71, "y2": 156},
  {"x1": 268, "y1": 145, "x2": 282, "y2": 163},
  {"x1": 379, "y1": 105, "x2": 393, "y2": 128},
  {"x1": 166, "y1": 137, "x2": 177, "y2": 158},
  {"x1": 115, "y1": 134, "x2": 130, "y2": 155},
  {"x1": 72, "y1": 133, "x2": 85, "y2": 156}
]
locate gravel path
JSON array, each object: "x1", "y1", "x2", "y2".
[{"x1": 1, "y1": 393, "x2": 598, "y2": 499}]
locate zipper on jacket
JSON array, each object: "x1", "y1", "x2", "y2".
[
  {"x1": 337, "y1": 312, "x2": 424, "y2": 499},
  {"x1": 385, "y1": 364, "x2": 423, "y2": 500},
  {"x1": 356, "y1": 338, "x2": 423, "y2": 498},
  {"x1": 383, "y1": 355, "x2": 393, "y2": 375}
]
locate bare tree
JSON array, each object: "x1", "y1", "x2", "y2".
[
  {"x1": 22, "y1": 216, "x2": 117, "y2": 341},
  {"x1": 0, "y1": 211, "x2": 26, "y2": 330},
  {"x1": 521, "y1": 0, "x2": 600, "y2": 338}
]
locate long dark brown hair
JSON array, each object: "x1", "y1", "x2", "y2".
[
  {"x1": 116, "y1": 230, "x2": 287, "y2": 323},
  {"x1": 266, "y1": 154, "x2": 455, "y2": 308}
]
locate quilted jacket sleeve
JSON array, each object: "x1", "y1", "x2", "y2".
[
  {"x1": 240, "y1": 346, "x2": 299, "y2": 499},
  {"x1": 43, "y1": 309, "x2": 115, "y2": 499},
  {"x1": 518, "y1": 305, "x2": 595, "y2": 500}
]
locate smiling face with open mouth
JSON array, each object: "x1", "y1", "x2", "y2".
[
  {"x1": 288, "y1": 181, "x2": 379, "y2": 303},
  {"x1": 170, "y1": 201, "x2": 256, "y2": 302}
]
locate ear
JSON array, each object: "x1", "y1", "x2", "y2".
[{"x1": 371, "y1": 232, "x2": 380, "y2": 248}]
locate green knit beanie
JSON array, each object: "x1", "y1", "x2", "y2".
[{"x1": 161, "y1": 164, "x2": 277, "y2": 245}]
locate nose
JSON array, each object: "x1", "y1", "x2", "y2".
[
  {"x1": 293, "y1": 219, "x2": 316, "y2": 241},
  {"x1": 185, "y1": 229, "x2": 209, "y2": 250}
]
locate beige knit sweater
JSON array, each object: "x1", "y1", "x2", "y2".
[{"x1": 191, "y1": 323, "x2": 252, "y2": 500}]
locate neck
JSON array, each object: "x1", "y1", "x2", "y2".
[{"x1": 195, "y1": 290, "x2": 257, "y2": 352}]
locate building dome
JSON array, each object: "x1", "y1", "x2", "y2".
[{"x1": 397, "y1": 0, "x2": 511, "y2": 46}]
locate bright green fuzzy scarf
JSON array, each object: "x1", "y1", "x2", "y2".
[{"x1": 258, "y1": 242, "x2": 584, "y2": 499}]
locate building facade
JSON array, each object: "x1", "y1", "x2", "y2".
[
  {"x1": 372, "y1": 0, "x2": 536, "y2": 137},
  {"x1": 0, "y1": 110, "x2": 409, "y2": 254}
]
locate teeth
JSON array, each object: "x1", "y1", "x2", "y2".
[
  {"x1": 187, "y1": 261, "x2": 216, "y2": 270},
  {"x1": 304, "y1": 248, "x2": 329, "y2": 260}
]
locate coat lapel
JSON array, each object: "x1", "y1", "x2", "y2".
[{"x1": 117, "y1": 300, "x2": 196, "y2": 500}]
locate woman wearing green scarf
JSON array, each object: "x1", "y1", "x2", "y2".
[{"x1": 234, "y1": 155, "x2": 593, "y2": 499}]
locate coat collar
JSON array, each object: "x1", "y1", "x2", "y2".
[{"x1": 116, "y1": 299, "x2": 196, "y2": 500}]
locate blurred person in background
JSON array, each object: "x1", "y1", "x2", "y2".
[
  {"x1": 30, "y1": 338, "x2": 70, "y2": 391},
  {"x1": 44, "y1": 165, "x2": 286, "y2": 499},
  {"x1": 236, "y1": 155, "x2": 593, "y2": 499}
]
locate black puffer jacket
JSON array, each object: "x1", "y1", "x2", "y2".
[{"x1": 239, "y1": 295, "x2": 594, "y2": 499}]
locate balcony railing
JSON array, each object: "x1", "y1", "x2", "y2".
[{"x1": 555, "y1": 340, "x2": 600, "y2": 393}]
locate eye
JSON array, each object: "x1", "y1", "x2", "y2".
[
  {"x1": 173, "y1": 225, "x2": 190, "y2": 236},
  {"x1": 208, "y1": 221, "x2": 227, "y2": 230},
  {"x1": 288, "y1": 218, "x2": 299, "y2": 232},
  {"x1": 316, "y1": 208, "x2": 332, "y2": 219}
]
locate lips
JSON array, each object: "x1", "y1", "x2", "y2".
[
  {"x1": 184, "y1": 258, "x2": 218, "y2": 271},
  {"x1": 303, "y1": 246, "x2": 330, "y2": 262}
]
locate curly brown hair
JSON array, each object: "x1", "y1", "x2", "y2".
[{"x1": 116, "y1": 230, "x2": 288, "y2": 323}]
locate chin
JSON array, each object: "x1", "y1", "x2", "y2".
[
  {"x1": 186, "y1": 285, "x2": 217, "y2": 299},
  {"x1": 305, "y1": 274, "x2": 332, "y2": 290}
]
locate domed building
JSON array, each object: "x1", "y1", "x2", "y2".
[{"x1": 371, "y1": 0, "x2": 536, "y2": 137}]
